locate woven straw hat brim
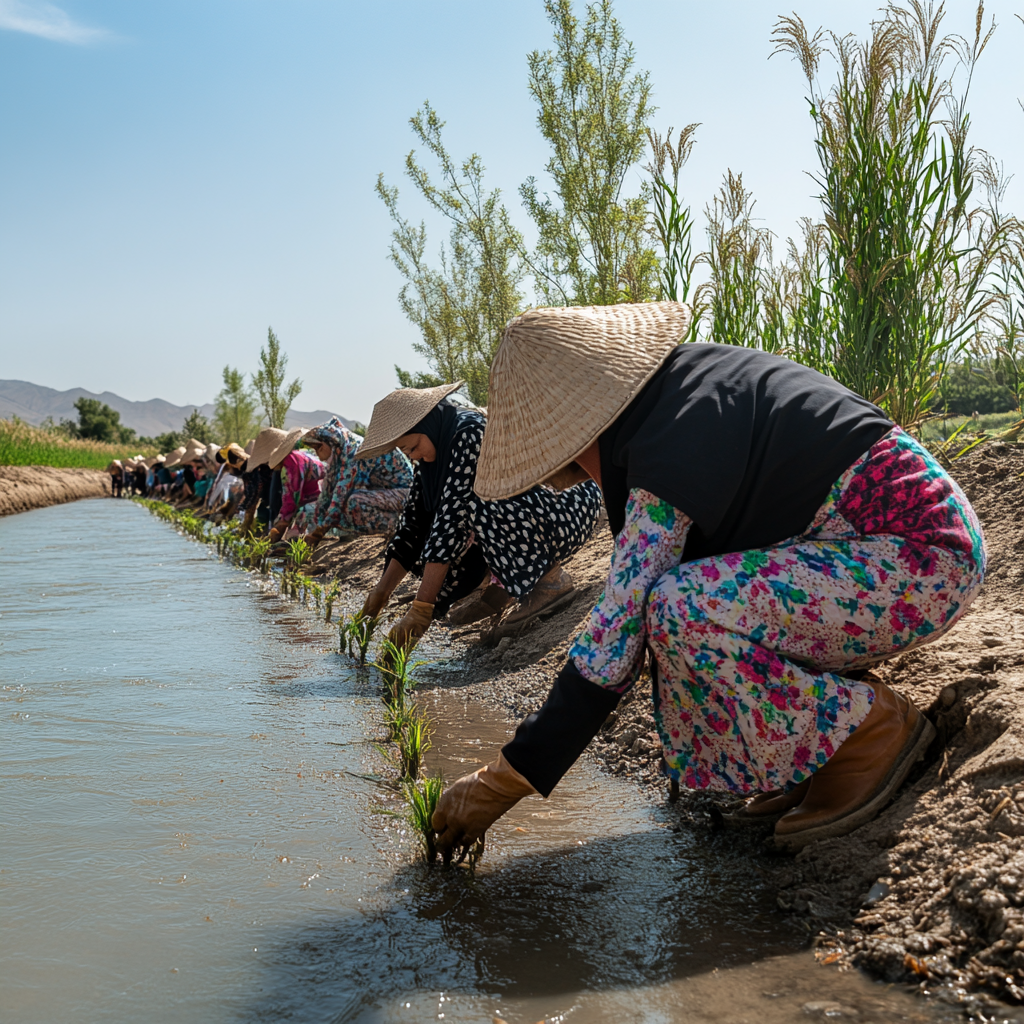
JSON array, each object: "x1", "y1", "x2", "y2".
[
  {"x1": 248, "y1": 426, "x2": 305, "y2": 469},
  {"x1": 243, "y1": 439, "x2": 255, "y2": 456},
  {"x1": 247, "y1": 428, "x2": 287, "y2": 469},
  {"x1": 355, "y1": 381, "x2": 464, "y2": 459},
  {"x1": 475, "y1": 301, "x2": 692, "y2": 500},
  {"x1": 164, "y1": 447, "x2": 188, "y2": 467}
]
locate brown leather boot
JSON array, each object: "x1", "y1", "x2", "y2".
[
  {"x1": 774, "y1": 681, "x2": 935, "y2": 851},
  {"x1": 448, "y1": 584, "x2": 513, "y2": 626},
  {"x1": 498, "y1": 563, "x2": 576, "y2": 634},
  {"x1": 725, "y1": 779, "x2": 811, "y2": 826}
]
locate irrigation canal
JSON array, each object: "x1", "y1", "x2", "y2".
[{"x1": 1, "y1": 499, "x2": 961, "y2": 1023}]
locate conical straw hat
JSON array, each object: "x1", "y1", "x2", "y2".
[
  {"x1": 164, "y1": 446, "x2": 187, "y2": 467},
  {"x1": 475, "y1": 302, "x2": 692, "y2": 500},
  {"x1": 355, "y1": 381, "x2": 464, "y2": 459},
  {"x1": 243, "y1": 439, "x2": 255, "y2": 457},
  {"x1": 247, "y1": 426, "x2": 305, "y2": 469}
]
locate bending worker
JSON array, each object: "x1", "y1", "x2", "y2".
[
  {"x1": 432, "y1": 301, "x2": 985, "y2": 856},
  {"x1": 354, "y1": 383, "x2": 603, "y2": 650}
]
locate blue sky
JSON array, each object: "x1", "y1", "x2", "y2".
[{"x1": 1, "y1": 0, "x2": 1022, "y2": 423}]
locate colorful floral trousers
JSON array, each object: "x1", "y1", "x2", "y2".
[
  {"x1": 573, "y1": 428, "x2": 986, "y2": 795},
  {"x1": 291, "y1": 488, "x2": 409, "y2": 538}
]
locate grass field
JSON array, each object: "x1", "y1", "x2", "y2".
[{"x1": 0, "y1": 419, "x2": 156, "y2": 469}]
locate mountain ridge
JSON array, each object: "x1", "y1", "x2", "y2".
[{"x1": 0, "y1": 380, "x2": 355, "y2": 438}]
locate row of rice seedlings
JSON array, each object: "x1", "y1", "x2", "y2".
[{"x1": 372, "y1": 638, "x2": 453, "y2": 866}]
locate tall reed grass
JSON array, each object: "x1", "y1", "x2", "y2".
[{"x1": 0, "y1": 418, "x2": 155, "y2": 469}]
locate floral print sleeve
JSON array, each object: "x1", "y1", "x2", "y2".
[{"x1": 571, "y1": 488, "x2": 690, "y2": 693}]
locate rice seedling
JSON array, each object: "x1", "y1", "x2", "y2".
[
  {"x1": 323, "y1": 582, "x2": 342, "y2": 623},
  {"x1": 374, "y1": 638, "x2": 423, "y2": 706},
  {"x1": 286, "y1": 537, "x2": 312, "y2": 571},
  {"x1": 403, "y1": 775, "x2": 443, "y2": 863},
  {"x1": 378, "y1": 703, "x2": 432, "y2": 779},
  {"x1": 340, "y1": 613, "x2": 379, "y2": 664}
]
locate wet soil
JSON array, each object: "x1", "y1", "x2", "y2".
[
  {"x1": 0, "y1": 464, "x2": 110, "y2": 516},
  {"x1": 308, "y1": 441, "x2": 1024, "y2": 1014}
]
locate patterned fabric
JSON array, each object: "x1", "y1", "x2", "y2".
[
  {"x1": 302, "y1": 417, "x2": 413, "y2": 533},
  {"x1": 238, "y1": 469, "x2": 263, "y2": 512},
  {"x1": 386, "y1": 418, "x2": 603, "y2": 608},
  {"x1": 291, "y1": 488, "x2": 410, "y2": 537},
  {"x1": 276, "y1": 450, "x2": 324, "y2": 525},
  {"x1": 571, "y1": 427, "x2": 985, "y2": 794}
]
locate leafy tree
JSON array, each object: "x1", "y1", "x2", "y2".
[
  {"x1": 214, "y1": 365, "x2": 262, "y2": 444},
  {"x1": 520, "y1": 0, "x2": 658, "y2": 305},
  {"x1": 71, "y1": 398, "x2": 136, "y2": 444},
  {"x1": 152, "y1": 430, "x2": 182, "y2": 452},
  {"x1": 935, "y1": 360, "x2": 1019, "y2": 416},
  {"x1": 181, "y1": 408, "x2": 213, "y2": 445},
  {"x1": 253, "y1": 328, "x2": 302, "y2": 428},
  {"x1": 377, "y1": 104, "x2": 526, "y2": 406}
]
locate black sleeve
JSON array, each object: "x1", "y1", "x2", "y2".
[
  {"x1": 385, "y1": 469, "x2": 431, "y2": 572},
  {"x1": 502, "y1": 659, "x2": 622, "y2": 797}
]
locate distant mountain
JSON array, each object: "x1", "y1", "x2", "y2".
[{"x1": 0, "y1": 380, "x2": 355, "y2": 438}]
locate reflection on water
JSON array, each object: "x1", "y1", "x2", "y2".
[{"x1": 0, "y1": 500, "x2": 958, "y2": 1023}]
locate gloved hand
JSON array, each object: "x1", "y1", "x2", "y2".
[
  {"x1": 432, "y1": 753, "x2": 537, "y2": 864},
  {"x1": 361, "y1": 582, "x2": 391, "y2": 620},
  {"x1": 387, "y1": 599, "x2": 434, "y2": 650}
]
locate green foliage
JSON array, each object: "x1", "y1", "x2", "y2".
[
  {"x1": 286, "y1": 537, "x2": 312, "y2": 571},
  {"x1": 521, "y1": 0, "x2": 657, "y2": 305},
  {"x1": 340, "y1": 613, "x2": 379, "y2": 664},
  {"x1": 646, "y1": 125, "x2": 700, "y2": 306},
  {"x1": 377, "y1": 103, "x2": 526, "y2": 406},
  {"x1": 151, "y1": 429, "x2": 183, "y2": 452},
  {"x1": 768, "y1": 3, "x2": 1005, "y2": 427},
  {"x1": 404, "y1": 776, "x2": 443, "y2": 862},
  {"x1": 935, "y1": 360, "x2": 1019, "y2": 416},
  {"x1": 181, "y1": 408, "x2": 214, "y2": 445},
  {"x1": 214, "y1": 366, "x2": 263, "y2": 445},
  {"x1": 0, "y1": 418, "x2": 153, "y2": 469},
  {"x1": 70, "y1": 398, "x2": 137, "y2": 445},
  {"x1": 253, "y1": 327, "x2": 302, "y2": 428}
]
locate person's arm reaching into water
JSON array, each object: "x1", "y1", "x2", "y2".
[{"x1": 432, "y1": 490, "x2": 690, "y2": 857}]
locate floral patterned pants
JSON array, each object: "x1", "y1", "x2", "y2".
[
  {"x1": 291, "y1": 488, "x2": 409, "y2": 538},
  {"x1": 645, "y1": 429, "x2": 986, "y2": 794}
]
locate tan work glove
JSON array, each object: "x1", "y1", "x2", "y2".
[
  {"x1": 432, "y1": 753, "x2": 537, "y2": 864},
  {"x1": 360, "y1": 582, "x2": 391, "y2": 620},
  {"x1": 387, "y1": 599, "x2": 434, "y2": 650}
]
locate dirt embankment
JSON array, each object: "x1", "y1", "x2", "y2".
[
  {"x1": 308, "y1": 443, "x2": 1024, "y2": 1009},
  {"x1": 0, "y1": 465, "x2": 110, "y2": 517}
]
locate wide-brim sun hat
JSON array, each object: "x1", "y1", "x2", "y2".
[
  {"x1": 218, "y1": 442, "x2": 248, "y2": 466},
  {"x1": 248, "y1": 426, "x2": 305, "y2": 469},
  {"x1": 164, "y1": 446, "x2": 188, "y2": 467},
  {"x1": 354, "y1": 381, "x2": 465, "y2": 460},
  {"x1": 474, "y1": 301, "x2": 692, "y2": 500},
  {"x1": 243, "y1": 439, "x2": 255, "y2": 457}
]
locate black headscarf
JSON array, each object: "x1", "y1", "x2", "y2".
[
  {"x1": 410, "y1": 399, "x2": 484, "y2": 513},
  {"x1": 598, "y1": 343, "x2": 892, "y2": 559}
]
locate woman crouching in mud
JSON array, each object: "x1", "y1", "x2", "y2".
[{"x1": 432, "y1": 301, "x2": 986, "y2": 859}]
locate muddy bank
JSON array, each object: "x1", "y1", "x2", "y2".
[
  {"x1": 0, "y1": 465, "x2": 109, "y2": 517},
  {"x1": 307, "y1": 443, "x2": 1024, "y2": 1010}
]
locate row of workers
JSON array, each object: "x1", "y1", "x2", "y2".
[{"x1": 129, "y1": 301, "x2": 986, "y2": 858}]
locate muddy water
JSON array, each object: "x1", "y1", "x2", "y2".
[{"x1": 1, "y1": 500, "x2": 960, "y2": 1023}]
